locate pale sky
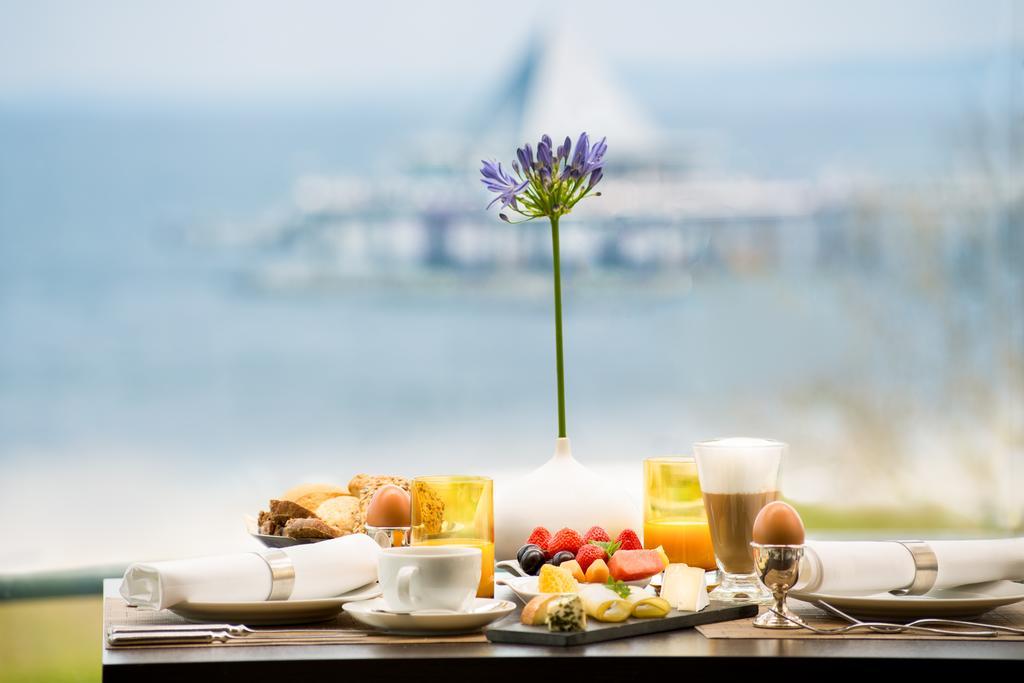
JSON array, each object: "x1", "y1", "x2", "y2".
[{"x1": 0, "y1": 0, "x2": 1016, "y2": 99}]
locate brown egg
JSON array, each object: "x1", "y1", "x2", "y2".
[
  {"x1": 752, "y1": 501, "x2": 805, "y2": 545},
  {"x1": 365, "y1": 484, "x2": 411, "y2": 527}
]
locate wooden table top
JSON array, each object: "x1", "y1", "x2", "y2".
[{"x1": 101, "y1": 579, "x2": 1024, "y2": 681}]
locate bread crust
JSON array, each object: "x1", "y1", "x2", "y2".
[
  {"x1": 282, "y1": 482, "x2": 348, "y2": 502},
  {"x1": 283, "y1": 517, "x2": 340, "y2": 540},
  {"x1": 316, "y1": 495, "x2": 360, "y2": 534},
  {"x1": 267, "y1": 499, "x2": 316, "y2": 525},
  {"x1": 521, "y1": 594, "x2": 560, "y2": 625}
]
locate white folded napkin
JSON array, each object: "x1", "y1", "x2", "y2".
[
  {"x1": 120, "y1": 533, "x2": 380, "y2": 610},
  {"x1": 795, "y1": 538, "x2": 1024, "y2": 596}
]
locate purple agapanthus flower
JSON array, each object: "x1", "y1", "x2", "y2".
[
  {"x1": 568, "y1": 132, "x2": 589, "y2": 176},
  {"x1": 537, "y1": 137, "x2": 553, "y2": 181},
  {"x1": 563, "y1": 132, "x2": 606, "y2": 180},
  {"x1": 588, "y1": 136, "x2": 607, "y2": 171},
  {"x1": 480, "y1": 159, "x2": 529, "y2": 209},
  {"x1": 478, "y1": 134, "x2": 607, "y2": 441},
  {"x1": 481, "y1": 132, "x2": 606, "y2": 221},
  {"x1": 556, "y1": 136, "x2": 571, "y2": 164}
]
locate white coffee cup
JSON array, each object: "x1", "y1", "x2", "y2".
[{"x1": 378, "y1": 545, "x2": 481, "y2": 613}]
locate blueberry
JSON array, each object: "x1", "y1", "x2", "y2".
[
  {"x1": 519, "y1": 547, "x2": 546, "y2": 576},
  {"x1": 516, "y1": 543, "x2": 542, "y2": 565},
  {"x1": 551, "y1": 550, "x2": 575, "y2": 566}
]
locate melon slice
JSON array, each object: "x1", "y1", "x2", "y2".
[
  {"x1": 585, "y1": 558, "x2": 609, "y2": 583},
  {"x1": 607, "y1": 549, "x2": 668, "y2": 582}
]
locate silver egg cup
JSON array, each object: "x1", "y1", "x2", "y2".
[
  {"x1": 750, "y1": 542, "x2": 805, "y2": 629},
  {"x1": 366, "y1": 525, "x2": 411, "y2": 549}
]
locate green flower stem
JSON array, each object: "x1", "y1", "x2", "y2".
[{"x1": 549, "y1": 214, "x2": 567, "y2": 438}]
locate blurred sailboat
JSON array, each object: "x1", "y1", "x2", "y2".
[
  {"x1": 186, "y1": 28, "x2": 838, "y2": 288},
  {"x1": 470, "y1": 29, "x2": 659, "y2": 161}
]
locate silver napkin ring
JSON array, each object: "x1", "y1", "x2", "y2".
[
  {"x1": 891, "y1": 540, "x2": 938, "y2": 595},
  {"x1": 256, "y1": 548, "x2": 295, "y2": 601}
]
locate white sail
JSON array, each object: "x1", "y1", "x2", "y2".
[
  {"x1": 518, "y1": 30, "x2": 657, "y2": 155},
  {"x1": 475, "y1": 28, "x2": 658, "y2": 157}
]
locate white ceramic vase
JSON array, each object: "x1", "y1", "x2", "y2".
[{"x1": 493, "y1": 437, "x2": 641, "y2": 560}]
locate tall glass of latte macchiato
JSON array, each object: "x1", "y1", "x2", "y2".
[{"x1": 693, "y1": 437, "x2": 785, "y2": 604}]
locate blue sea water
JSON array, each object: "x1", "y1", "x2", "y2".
[
  {"x1": 0, "y1": 60, "x2": 1018, "y2": 570},
  {"x1": 0, "y1": 102, "x2": 859, "y2": 464}
]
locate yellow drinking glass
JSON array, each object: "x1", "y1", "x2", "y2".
[
  {"x1": 410, "y1": 475, "x2": 494, "y2": 598},
  {"x1": 643, "y1": 456, "x2": 716, "y2": 570}
]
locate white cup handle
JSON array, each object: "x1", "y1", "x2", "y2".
[{"x1": 397, "y1": 565, "x2": 418, "y2": 608}]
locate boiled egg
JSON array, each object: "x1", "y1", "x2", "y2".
[
  {"x1": 365, "y1": 484, "x2": 411, "y2": 527},
  {"x1": 752, "y1": 501, "x2": 805, "y2": 545}
]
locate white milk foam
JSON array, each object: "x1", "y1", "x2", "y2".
[{"x1": 693, "y1": 437, "x2": 784, "y2": 494}]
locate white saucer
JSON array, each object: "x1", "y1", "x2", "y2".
[
  {"x1": 791, "y1": 580, "x2": 1024, "y2": 619},
  {"x1": 168, "y1": 583, "x2": 382, "y2": 625},
  {"x1": 342, "y1": 597, "x2": 516, "y2": 635},
  {"x1": 496, "y1": 574, "x2": 653, "y2": 603}
]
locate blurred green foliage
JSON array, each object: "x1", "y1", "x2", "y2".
[
  {"x1": 795, "y1": 501, "x2": 1008, "y2": 536},
  {"x1": 0, "y1": 596, "x2": 100, "y2": 683}
]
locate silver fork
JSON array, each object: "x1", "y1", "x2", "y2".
[
  {"x1": 817, "y1": 601, "x2": 1024, "y2": 636},
  {"x1": 767, "y1": 607, "x2": 998, "y2": 637}
]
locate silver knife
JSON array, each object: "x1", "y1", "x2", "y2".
[
  {"x1": 107, "y1": 630, "x2": 368, "y2": 646},
  {"x1": 108, "y1": 623, "x2": 365, "y2": 637}
]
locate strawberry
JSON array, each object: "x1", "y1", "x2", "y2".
[
  {"x1": 575, "y1": 542, "x2": 605, "y2": 572},
  {"x1": 546, "y1": 528, "x2": 583, "y2": 557},
  {"x1": 582, "y1": 526, "x2": 610, "y2": 544},
  {"x1": 526, "y1": 526, "x2": 551, "y2": 551},
  {"x1": 616, "y1": 528, "x2": 642, "y2": 551}
]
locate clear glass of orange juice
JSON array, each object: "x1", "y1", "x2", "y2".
[
  {"x1": 410, "y1": 475, "x2": 494, "y2": 598},
  {"x1": 643, "y1": 456, "x2": 716, "y2": 570}
]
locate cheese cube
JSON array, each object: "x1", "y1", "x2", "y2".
[
  {"x1": 660, "y1": 564, "x2": 709, "y2": 612},
  {"x1": 546, "y1": 594, "x2": 587, "y2": 631}
]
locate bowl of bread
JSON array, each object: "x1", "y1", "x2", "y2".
[{"x1": 248, "y1": 474, "x2": 410, "y2": 547}]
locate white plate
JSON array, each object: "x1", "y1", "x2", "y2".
[
  {"x1": 168, "y1": 583, "x2": 382, "y2": 625},
  {"x1": 791, "y1": 580, "x2": 1024, "y2": 620},
  {"x1": 497, "y1": 574, "x2": 653, "y2": 603},
  {"x1": 342, "y1": 597, "x2": 516, "y2": 635}
]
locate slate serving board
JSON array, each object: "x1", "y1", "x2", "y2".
[{"x1": 484, "y1": 601, "x2": 757, "y2": 646}]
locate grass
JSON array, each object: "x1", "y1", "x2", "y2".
[{"x1": 0, "y1": 596, "x2": 101, "y2": 683}]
